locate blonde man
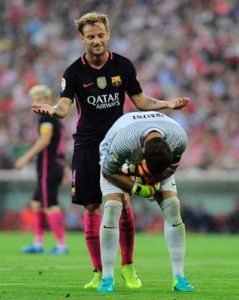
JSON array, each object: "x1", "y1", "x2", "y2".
[
  {"x1": 16, "y1": 85, "x2": 68, "y2": 254},
  {"x1": 32, "y1": 12, "x2": 189, "y2": 288}
]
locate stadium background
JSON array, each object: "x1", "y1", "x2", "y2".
[{"x1": 0, "y1": 0, "x2": 239, "y2": 234}]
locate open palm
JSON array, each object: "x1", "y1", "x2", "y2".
[{"x1": 32, "y1": 103, "x2": 54, "y2": 115}]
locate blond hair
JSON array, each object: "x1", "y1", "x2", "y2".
[
  {"x1": 28, "y1": 84, "x2": 52, "y2": 98},
  {"x1": 74, "y1": 12, "x2": 109, "y2": 35}
]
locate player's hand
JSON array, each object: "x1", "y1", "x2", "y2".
[
  {"x1": 131, "y1": 182, "x2": 160, "y2": 198},
  {"x1": 32, "y1": 103, "x2": 55, "y2": 116},
  {"x1": 122, "y1": 161, "x2": 153, "y2": 184},
  {"x1": 15, "y1": 156, "x2": 28, "y2": 169},
  {"x1": 167, "y1": 97, "x2": 189, "y2": 110}
]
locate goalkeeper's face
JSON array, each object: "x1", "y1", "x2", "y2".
[{"x1": 80, "y1": 22, "x2": 110, "y2": 57}]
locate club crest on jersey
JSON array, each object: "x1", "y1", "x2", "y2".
[
  {"x1": 111, "y1": 76, "x2": 122, "y2": 87},
  {"x1": 97, "y1": 77, "x2": 107, "y2": 89}
]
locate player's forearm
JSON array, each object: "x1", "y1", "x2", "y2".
[
  {"x1": 132, "y1": 94, "x2": 170, "y2": 111},
  {"x1": 24, "y1": 138, "x2": 50, "y2": 162},
  {"x1": 103, "y1": 172, "x2": 134, "y2": 193},
  {"x1": 52, "y1": 98, "x2": 71, "y2": 118},
  {"x1": 52, "y1": 105, "x2": 68, "y2": 118},
  {"x1": 132, "y1": 93, "x2": 189, "y2": 110}
]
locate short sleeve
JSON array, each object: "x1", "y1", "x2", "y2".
[
  {"x1": 125, "y1": 60, "x2": 142, "y2": 97},
  {"x1": 60, "y1": 67, "x2": 76, "y2": 102}
]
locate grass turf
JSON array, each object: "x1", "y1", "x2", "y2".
[{"x1": 0, "y1": 232, "x2": 238, "y2": 300}]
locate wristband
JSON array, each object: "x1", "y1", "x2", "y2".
[{"x1": 131, "y1": 182, "x2": 153, "y2": 198}]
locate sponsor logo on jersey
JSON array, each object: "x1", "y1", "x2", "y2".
[
  {"x1": 87, "y1": 93, "x2": 120, "y2": 109},
  {"x1": 111, "y1": 75, "x2": 122, "y2": 87},
  {"x1": 97, "y1": 77, "x2": 107, "y2": 89},
  {"x1": 61, "y1": 78, "x2": 66, "y2": 92},
  {"x1": 83, "y1": 82, "x2": 94, "y2": 88}
]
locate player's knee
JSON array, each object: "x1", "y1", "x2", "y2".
[
  {"x1": 102, "y1": 200, "x2": 122, "y2": 228},
  {"x1": 84, "y1": 203, "x2": 101, "y2": 214},
  {"x1": 31, "y1": 200, "x2": 41, "y2": 211},
  {"x1": 160, "y1": 196, "x2": 182, "y2": 225}
]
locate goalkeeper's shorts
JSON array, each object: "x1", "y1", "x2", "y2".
[{"x1": 100, "y1": 173, "x2": 177, "y2": 197}]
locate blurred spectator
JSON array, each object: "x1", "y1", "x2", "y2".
[
  {"x1": 20, "y1": 201, "x2": 33, "y2": 232},
  {"x1": 0, "y1": 0, "x2": 239, "y2": 170},
  {"x1": 227, "y1": 199, "x2": 239, "y2": 233},
  {"x1": 65, "y1": 203, "x2": 84, "y2": 231}
]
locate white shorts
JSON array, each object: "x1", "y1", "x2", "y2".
[{"x1": 100, "y1": 173, "x2": 177, "y2": 197}]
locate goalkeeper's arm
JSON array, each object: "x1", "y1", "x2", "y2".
[{"x1": 103, "y1": 172, "x2": 159, "y2": 198}]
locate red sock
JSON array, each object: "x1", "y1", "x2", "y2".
[
  {"x1": 33, "y1": 211, "x2": 45, "y2": 246},
  {"x1": 84, "y1": 212, "x2": 102, "y2": 272},
  {"x1": 119, "y1": 205, "x2": 135, "y2": 265},
  {"x1": 47, "y1": 210, "x2": 66, "y2": 247}
]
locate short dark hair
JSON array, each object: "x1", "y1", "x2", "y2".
[{"x1": 144, "y1": 137, "x2": 173, "y2": 178}]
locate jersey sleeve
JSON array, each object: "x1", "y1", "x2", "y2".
[
  {"x1": 40, "y1": 122, "x2": 53, "y2": 136},
  {"x1": 39, "y1": 116, "x2": 54, "y2": 136},
  {"x1": 101, "y1": 134, "x2": 131, "y2": 176},
  {"x1": 125, "y1": 60, "x2": 142, "y2": 97},
  {"x1": 60, "y1": 67, "x2": 76, "y2": 102}
]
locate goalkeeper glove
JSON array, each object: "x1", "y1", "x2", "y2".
[{"x1": 131, "y1": 182, "x2": 160, "y2": 198}]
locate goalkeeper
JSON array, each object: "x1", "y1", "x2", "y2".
[{"x1": 98, "y1": 111, "x2": 195, "y2": 292}]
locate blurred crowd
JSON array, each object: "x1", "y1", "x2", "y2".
[{"x1": 0, "y1": 0, "x2": 239, "y2": 170}]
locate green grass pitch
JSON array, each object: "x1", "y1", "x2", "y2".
[{"x1": 0, "y1": 232, "x2": 239, "y2": 300}]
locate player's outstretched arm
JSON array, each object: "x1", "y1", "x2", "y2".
[
  {"x1": 131, "y1": 92, "x2": 189, "y2": 111},
  {"x1": 32, "y1": 97, "x2": 72, "y2": 118},
  {"x1": 15, "y1": 135, "x2": 52, "y2": 169}
]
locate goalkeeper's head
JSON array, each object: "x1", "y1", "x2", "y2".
[{"x1": 143, "y1": 137, "x2": 173, "y2": 180}]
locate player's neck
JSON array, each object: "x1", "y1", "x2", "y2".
[{"x1": 85, "y1": 51, "x2": 109, "y2": 69}]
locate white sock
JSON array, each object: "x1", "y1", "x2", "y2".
[
  {"x1": 160, "y1": 196, "x2": 185, "y2": 278},
  {"x1": 100, "y1": 200, "x2": 122, "y2": 278}
]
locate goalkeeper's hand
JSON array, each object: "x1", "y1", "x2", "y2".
[
  {"x1": 131, "y1": 182, "x2": 160, "y2": 198},
  {"x1": 121, "y1": 161, "x2": 152, "y2": 184}
]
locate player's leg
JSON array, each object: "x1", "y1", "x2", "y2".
[
  {"x1": 72, "y1": 146, "x2": 102, "y2": 288},
  {"x1": 156, "y1": 175, "x2": 194, "y2": 291},
  {"x1": 22, "y1": 199, "x2": 45, "y2": 254},
  {"x1": 83, "y1": 203, "x2": 102, "y2": 288},
  {"x1": 97, "y1": 174, "x2": 125, "y2": 292},
  {"x1": 120, "y1": 193, "x2": 142, "y2": 288},
  {"x1": 46, "y1": 206, "x2": 68, "y2": 254},
  {"x1": 23, "y1": 180, "x2": 46, "y2": 253},
  {"x1": 45, "y1": 165, "x2": 68, "y2": 254}
]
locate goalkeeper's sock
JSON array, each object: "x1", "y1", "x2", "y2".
[
  {"x1": 100, "y1": 200, "x2": 122, "y2": 278},
  {"x1": 47, "y1": 210, "x2": 66, "y2": 247},
  {"x1": 32, "y1": 211, "x2": 45, "y2": 247},
  {"x1": 160, "y1": 197, "x2": 185, "y2": 277},
  {"x1": 119, "y1": 205, "x2": 135, "y2": 265},
  {"x1": 84, "y1": 212, "x2": 102, "y2": 272}
]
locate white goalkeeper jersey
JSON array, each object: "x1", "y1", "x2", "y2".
[{"x1": 100, "y1": 111, "x2": 188, "y2": 175}]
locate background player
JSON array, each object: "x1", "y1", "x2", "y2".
[
  {"x1": 98, "y1": 111, "x2": 194, "y2": 292},
  {"x1": 32, "y1": 12, "x2": 189, "y2": 288},
  {"x1": 15, "y1": 85, "x2": 68, "y2": 255}
]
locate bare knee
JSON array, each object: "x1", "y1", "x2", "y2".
[{"x1": 84, "y1": 203, "x2": 101, "y2": 214}]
